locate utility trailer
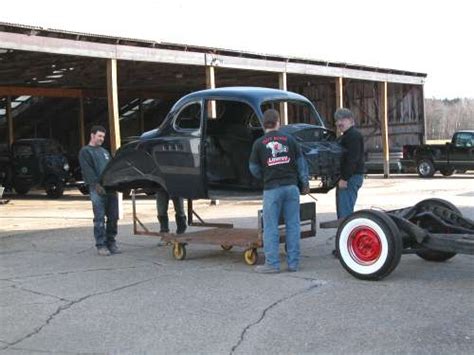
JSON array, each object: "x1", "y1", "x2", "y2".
[{"x1": 321, "y1": 198, "x2": 474, "y2": 280}]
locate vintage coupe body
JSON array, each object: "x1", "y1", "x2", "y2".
[{"x1": 101, "y1": 87, "x2": 343, "y2": 199}]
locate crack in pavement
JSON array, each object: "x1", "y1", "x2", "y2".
[
  {"x1": 0, "y1": 276, "x2": 160, "y2": 351},
  {"x1": 229, "y1": 280, "x2": 324, "y2": 354},
  {"x1": 7, "y1": 346, "x2": 87, "y2": 354},
  {"x1": 0, "y1": 250, "x2": 26, "y2": 256},
  {"x1": 0, "y1": 300, "x2": 63, "y2": 308},
  {"x1": 0, "y1": 265, "x2": 150, "y2": 282},
  {"x1": 10, "y1": 284, "x2": 72, "y2": 303}
]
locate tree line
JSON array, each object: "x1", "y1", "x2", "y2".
[{"x1": 425, "y1": 98, "x2": 474, "y2": 139}]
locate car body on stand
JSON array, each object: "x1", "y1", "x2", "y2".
[{"x1": 101, "y1": 87, "x2": 343, "y2": 199}]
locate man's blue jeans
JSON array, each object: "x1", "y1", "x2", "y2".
[
  {"x1": 263, "y1": 184, "x2": 301, "y2": 270},
  {"x1": 89, "y1": 188, "x2": 118, "y2": 248},
  {"x1": 336, "y1": 174, "x2": 364, "y2": 219}
]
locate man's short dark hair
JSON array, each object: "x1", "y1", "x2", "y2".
[
  {"x1": 263, "y1": 109, "x2": 280, "y2": 129},
  {"x1": 90, "y1": 125, "x2": 106, "y2": 135}
]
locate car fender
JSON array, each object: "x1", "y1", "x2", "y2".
[{"x1": 101, "y1": 148, "x2": 167, "y2": 192}]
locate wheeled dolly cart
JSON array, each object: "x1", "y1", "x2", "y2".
[
  {"x1": 320, "y1": 198, "x2": 474, "y2": 280},
  {"x1": 132, "y1": 191, "x2": 316, "y2": 265}
]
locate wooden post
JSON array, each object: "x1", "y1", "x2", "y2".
[
  {"x1": 107, "y1": 58, "x2": 123, "y2": 218},
  {"x1": 79, "y1": 97, "x2": 85, "y2": 147},
  {"x1": 107, "y1": 59, "x2": 121, "y2": 154},
  {"x1": 206, "y1": 66, "x2": 216, "y2": 119},
  {"x1": 421, "y1": 85, "x2": 426, "y2": 144},
  {"x1": 336, "y1": 77, "x2": 344, "y2": 109},
  {"x1": 279, "y1": 72, "x2": 288, "y2": 125},
  {"x1": 206, "y1": 65, "x2": 219, "y2": 205},
  {"x1": 6, "y1": 96, "x2": 13, "y2": 145},
  {"x1": 379, "y1": 81, "x2": 390, "y2": 178}
]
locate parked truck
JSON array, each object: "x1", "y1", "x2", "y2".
[
  {"x1": 0, "y1": 139, "x2": 84, "y2": 198},
  {"x1": 401, "y1": 130, "x2": 474, "y2": 177}
]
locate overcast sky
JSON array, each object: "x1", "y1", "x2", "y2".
[{"x1": 2, "y1": 0, "x2": 473, "y2": 98}]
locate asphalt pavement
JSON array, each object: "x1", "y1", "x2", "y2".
[{"x1": 1, "y1": 174, "x2": 473, "y2": 354}]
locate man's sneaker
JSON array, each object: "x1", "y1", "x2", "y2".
[
  {"x1": 97, "y1": 247, "x2": 111, "y2": 256},
  {"x1": 287, "y1": 266, "x2": 299, "y2": 272},
  {"x1": 108, "y1": 244, "x2": 122, "y2": 254},
  {"x1": 254, "y1": 264, "x2": 280, "y2": 274}
]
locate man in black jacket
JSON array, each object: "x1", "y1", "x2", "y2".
[
  {"x1": 79, "y1": 125, "x2": 120, "y2": 256},
  {"x1": 249, "y1": 109, "x2": 309, "y2": 273},
  {"x1": 335, "y1": 108, "x2": 365, "y2": 219}
]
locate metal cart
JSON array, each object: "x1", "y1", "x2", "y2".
[{"x1": 132, "y1": 190, "x2": 316, "y2": 265}]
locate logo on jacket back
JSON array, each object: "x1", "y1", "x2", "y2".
[{"x1": 265, "y1": 141, "x2": 290, "y2": 166}]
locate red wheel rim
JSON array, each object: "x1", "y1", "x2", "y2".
[{"x1": 347, "y1": 226, "x2": 382, "y2": 265}]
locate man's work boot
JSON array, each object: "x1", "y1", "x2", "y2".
[
  {"x1": 158, "y1": 216, "x2": 169, "y2": 233},
  {"x1": 97, "y1": 247, "x2": 111, "y2": 256},
  {"x1": 176, "y1": 215, "x2": 187, "y2": 234},
  {"x1": 108, "y1": 243, "x2": 122, "y2": 255},
  {"x1": 254, "y1": 264, "x2": 280, "y2": 274}
]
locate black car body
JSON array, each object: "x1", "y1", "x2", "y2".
[
  {"x1": 101, "y1": 87, "x2": 342, "y2": 199},
  {"x1": 0, "y1": 139, "x2": 71, "y2": 198},
  {"x1": 401, "y1": 130, "x2": 474, "y2": 177}
]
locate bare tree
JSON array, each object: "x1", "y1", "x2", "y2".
[{"x1": 425, "y1": 98, "x2": 474, "y2": 139}]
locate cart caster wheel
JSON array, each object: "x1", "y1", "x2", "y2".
[
  {"x1": 243, "y1": 248, "x2": 258, "y2": 265},
  {"x1": 221, "y1": 245, "x2": 233, "y2": 251},
  {"x1": 172, "y1": 243, "x2": 186, "y2": 260}
]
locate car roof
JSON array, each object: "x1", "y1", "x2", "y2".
[
  {"x1": 174, "y1": 86, "x2": 312, "y2": 108},
  {"x1": 456, "y1": 130, "x2": 474, "y2": 133}
]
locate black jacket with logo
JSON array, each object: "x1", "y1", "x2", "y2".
[{"x1": 249, "y1": 130, "x2": 308, "y2": 190}]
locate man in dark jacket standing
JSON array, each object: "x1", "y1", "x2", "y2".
[
  {"x1": 335, "y1": 108, "x2": 365, "y2": 219},
  {"x1": 79, "y1": 125, "x2": 120, "y2": 256},
  {"x1": 249, "y1": 109, "x2": 309, "y2": 273}
]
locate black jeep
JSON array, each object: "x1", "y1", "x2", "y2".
[
  {"x1": 0, "y1": 139, "x2": 71, "y2": 198},
  {"x1": 101, "y1": 87, "x2": 343, "y2": 199}
]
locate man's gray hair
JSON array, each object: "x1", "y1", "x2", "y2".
[{"x1": 334, "y1": 108, "x2": 354, "y2": 120}]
